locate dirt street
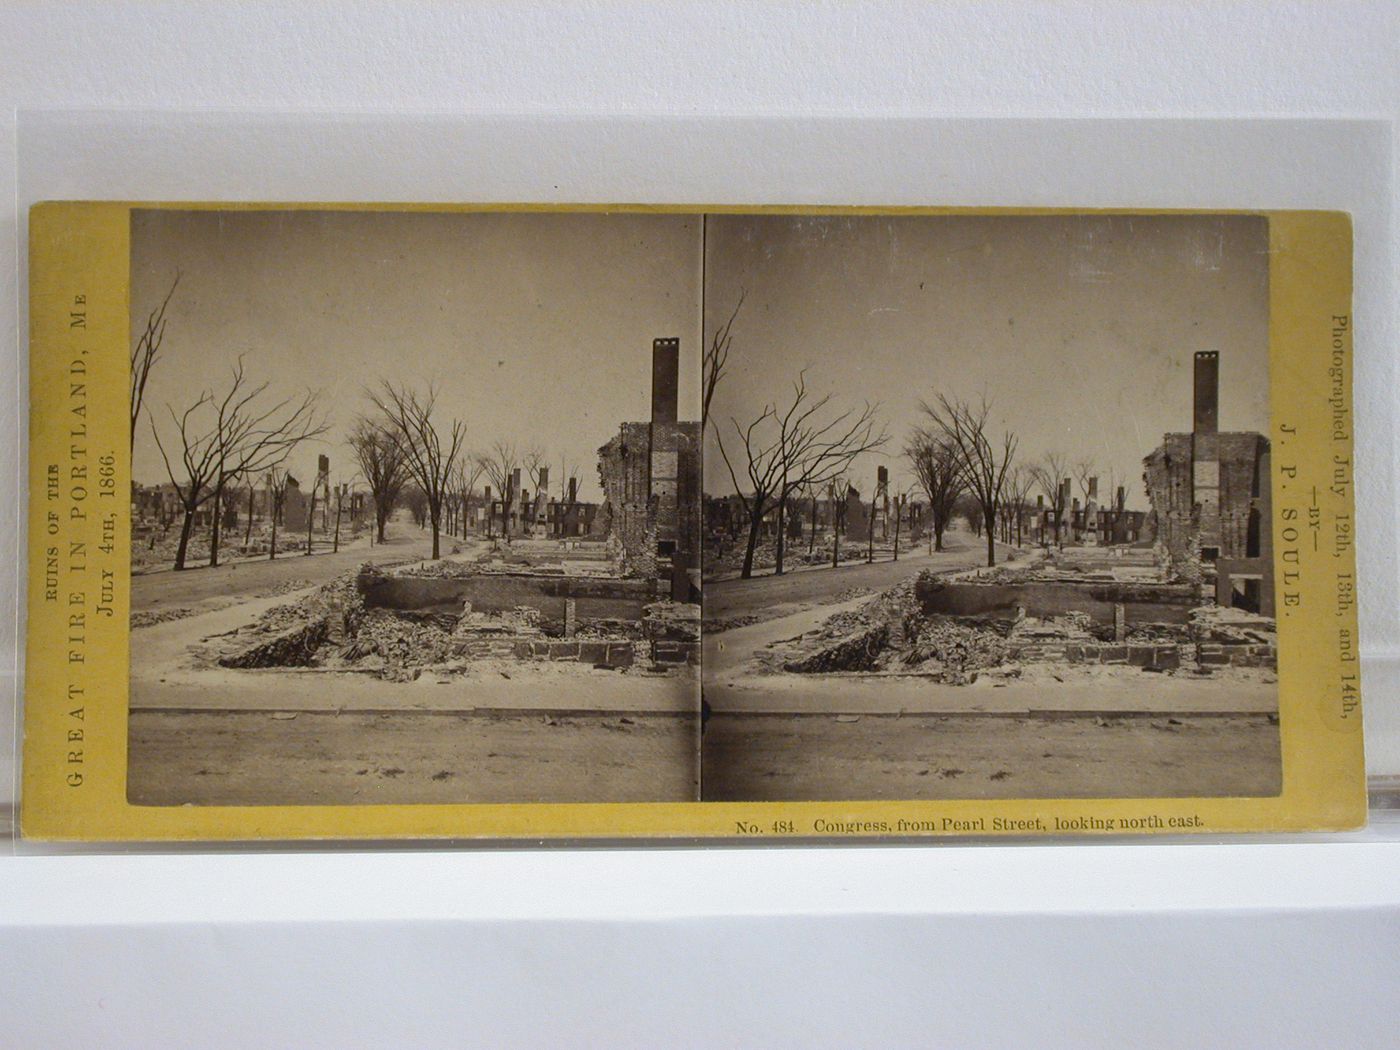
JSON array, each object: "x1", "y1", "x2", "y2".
[
  {"x1": 700, "y1": 712, "x2": 1281, "y2": 801},
  {"x1": 130, "y1": 523, "x2": 448, "y2": 615},
  {"x1": 129, "y1": 709, "x2": 699, "y2": 805},
  {"x1": 703, "y1": 530, "x2": 1012, "y2": 626}
]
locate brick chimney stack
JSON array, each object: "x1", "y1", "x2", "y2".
[
  {"x1": 651, "y1": 337, "x2": 679, "y2": 426},
  {"x1": 1193, "y1": 351, "x2": 1219, "y2": 435}
]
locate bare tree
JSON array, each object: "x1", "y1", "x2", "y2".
[
  {"x1": 366, "y1": 382, "x2": 466, "y2": 560},
  {"x1": 557, "y1": 453, "x2": 581, "y2": 504},
  {"x1": 523, "y1": 445, "x2": 548, "y2": 494},
  {"x1": 920, "y1": 393, "x2": 1017, "y2": 568},
  {"x1": 905, "y1": 427, "x2": 965, "y2": 553},
  {"x1": 130, "y1": 272, "x2": 180, "y2": 453},
  {"x1": 1073, "y1": 457, "x2": 1099, "y2": 505},
  {"x1": 1005, "y1": 465, "x2": 1038, "y2": 547},
  {"x1": 265, "y1": 466, "x2": 289, "y2": 559},
  {"x1": 451, "y1": 455, "x2": 487, "y2": 540},
  {"x1": 1029, "y1": 451, "x2": 1071, "y2": 548},
  {"x1": 702, "y1": 291, "x2": 744, "y2": 429},
  {"x1": 201, "y1": 360, "x2": 327, "y2": 568},
  {"x1": 480, "y1": 440, "x2": 520, "y2": 541},
  {"x1": 150, "y1": 361, "x2": 326, "y2": 570},
  {"x1": 827, "y1": 475, "x2": 850, "y2": 568},
  {"x1": 402, "y1": 485, "x2": 429, "y2": 528},
  {"x1": 716, "y1": 371, "x2": 887, "y2": 579},
  {"x1": 348, "y1": 417, "x2": 409, "y2": 543}
]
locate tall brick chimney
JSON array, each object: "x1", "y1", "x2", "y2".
[
  {"x1": 1193, "y1": 351, "x2": 1219, "y2": 435},
  {"x1": 567, "y1": 477, "x2": 577, "y2": 505},
  {"x1": 1088, "y1": 476, "x2": 1098, "y2": 501},
  {"x1": 651, "y1": 337, "x2": 680, "y2": 426},
  {"x1": 538, "y1": 466, "x2": 549, "y2": 495}
]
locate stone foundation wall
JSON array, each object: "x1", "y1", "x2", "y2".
[
  {"x1": 358, "y1": 572, "x2": 657, "y2": 621},
  {"x1": 1011, "y1": 639, "x2": 1276, "y2": 670},
  {"x1": 916, "y1": 576, "x2": 1200, "y2": 624}
]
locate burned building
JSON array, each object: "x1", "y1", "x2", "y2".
[
  {"x1": 597, "y1": 337, "x2": 701, "y2": 600},
  {"x1": 1143, "y1": 351, "x2": 1273, "y2": 614}
]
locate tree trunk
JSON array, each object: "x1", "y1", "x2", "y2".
[
  {"x1": 173, "y1": 508, "x2": 196, "y2": 571},
  {"x1": 985, "y1": 507, "x2": 997, "y2": 567},
  {"x1": 208, "y1": 481, "x2": 226, "y2": 568},
  {"x1": 740, "y1": 508, "x2": 764, "y2": 579},
  {"x1": 832, "y1": 514, "x2": 841, "y2": 569},
  {"x1": 893, "y1": 498, "x2": 901, "y2": 561},
  {"x1": 306, "y1": 489, "x2": 317, "y2": 556},
  {"x1": 867, "y1": 493, "x2": 877, "y2": 564},
  {"x1": 774, "y1": 493, "x2": 786, "y2": 576},
  {"x1": 934, "y1": 520, "x2": 945, "y2": 553},
  {"x1": 244, "y1": 486, "x2": 255, "y2": 547},
  {"x1": 269, "y1": 509, "x2": 278, "y2": 560},
  {"x1": 808, "y1": 496, "x2": 817, "y2": 554},
  {"x1": 333, "y1": 489, "x2": 342, "y2": 553}
]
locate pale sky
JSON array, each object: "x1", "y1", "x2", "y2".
[
  {"x1": 702, "y1": 213, "x2": 1270, "y2": 509},
  {"x1": 131, "y1": 209, "x2": 703, "y2": 501},
  {"x1": 131, "y1": 209, "x2": 1269, "y2": 511}
]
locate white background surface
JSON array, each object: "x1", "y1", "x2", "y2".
[{"x1": 3, "y1": 4, "x2": 1400, "y2": 1047}]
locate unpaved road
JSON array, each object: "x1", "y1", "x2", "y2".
[
  {"x1": 130, "y1": 709, "x2": 699, "y2": 805},
  {"x1": 131, "y1": 523, "x2": 448, "y2": 615},
  {"x1": 703, "y1": 532, "x2": 1015, "y2": 626},
  {"x1": 700, "y1": 712, "x2": 1281, "y2": 801}
]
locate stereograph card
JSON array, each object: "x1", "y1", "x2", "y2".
[{"x1": 20, "y1": 203, "x2": 1363, "y2": 841}]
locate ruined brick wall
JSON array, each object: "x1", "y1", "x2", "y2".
[
  {"x1": 1214, "y1": 433, "x2": 1268, "y2": 558},
  {"x1": 598, "y1": 422, "x2": 657, "y2": 578},
  {"x1": 1144, "y1": 431, "x2": 1268, "y2": 579}
]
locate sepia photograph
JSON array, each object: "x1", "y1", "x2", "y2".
[
  {"x1": 126, "y1": 209, "x2": 702, "y2": 805},
  {"x1": 700, "y1": 213, "x2": 1280, "y2": 802}
]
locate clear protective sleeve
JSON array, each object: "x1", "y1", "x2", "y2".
[{"x1": 5, "y1": 112, "x2": 1398, "y2": 848}]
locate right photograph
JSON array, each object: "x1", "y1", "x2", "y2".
[{"x1": 700, "y1": 212, "x2": 1280, "y2": 802}]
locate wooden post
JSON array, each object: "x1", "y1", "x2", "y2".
[{"x1": 333, "y1": 484, "x2": 343, "y2": 553}]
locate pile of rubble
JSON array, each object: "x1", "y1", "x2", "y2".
[
  {"x1": 257, "y1": 568, "x2": 364, "y2": 636},
  {"x1": 131, "y1": 607, "x2": 195, "y2": 629},
  {"x1": 642, "y1": 600, "x2": 701, "y2": 641},
  {"x1": 211, "y1": 563, "x2": 673, "y2": 676},
  {"x1": 1188, "y1": 605, "x2": 1275, "y2": 644},
  {"x1": 340, "y1": 609, "x2": 454, "y2": 666},
  {"x1": 898, "y1": 619, "x2": 1010, "y2": 682}
]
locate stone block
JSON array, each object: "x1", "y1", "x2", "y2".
[
  {"x1": 1098, "y1": 645, "x2": 1128, "y2": 664},
  {"x1": 1153, "y1": 647, "x2": 1181, "y2": 670},
  {"x1": 577, "y1": 641, "x2": 609, "y2": 665},
  {"x1": 1126, "y1": 645, "x2": 1154, "y2": 667},
  {"x1": 1199, "y1": 651, "x2": 1231, "y2": 665}
]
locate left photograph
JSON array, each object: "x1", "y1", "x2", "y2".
[{"x1": 126, "y1": 209, "x2": 702, "y2": 805}]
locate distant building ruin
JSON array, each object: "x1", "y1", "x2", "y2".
[
  {"x1": 597, "y1": 337, "x2": 701, "y2": 600},
  {"x1": 1143, "y1": 351, "x2": 1273, "y2": 614}
]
